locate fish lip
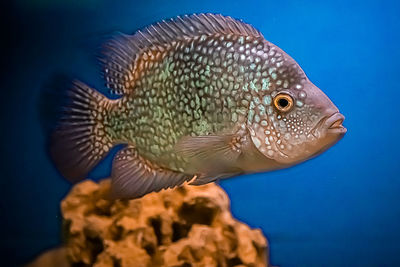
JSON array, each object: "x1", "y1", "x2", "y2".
[{"x1": 324, "y1": 112, "x2": 347, "y2": 134}]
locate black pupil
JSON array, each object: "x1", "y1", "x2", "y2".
[{"x1": 278, "y1": 98, "x2": 289, "y2": 108}]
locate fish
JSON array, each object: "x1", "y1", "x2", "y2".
[{"x1": 50, "y1": 13, "x2": 347, "y2": 199}]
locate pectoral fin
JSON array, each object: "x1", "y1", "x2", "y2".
[
  {"x1": 175, "y1": 134, "x2": 242, "y2": 167},
  {"x1": 110, "y1": 145, "x2": 193, "y2": 199},
  {"x1": 174, "y1": 134, "x2": 245, "y2": 185}
]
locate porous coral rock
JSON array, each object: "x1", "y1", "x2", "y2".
[{"x1": 60, "y1": 179, "x2": 269, "y2": 267}]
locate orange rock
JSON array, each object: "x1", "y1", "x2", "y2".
[{"x1": 39, "y1": 179, "x2": 270, "y2": 266}]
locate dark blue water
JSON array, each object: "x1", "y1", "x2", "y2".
[{"x1": 2, "y1": 0, "x2": 400, "y2": 266}]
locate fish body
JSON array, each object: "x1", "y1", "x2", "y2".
[{"x1": 51, "y1": 14, "x2": 346, "y2": 198}]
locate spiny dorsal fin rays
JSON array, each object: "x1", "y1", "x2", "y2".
[{"x1": 101, "y1": 13, "x2": 263, "y2": 96}]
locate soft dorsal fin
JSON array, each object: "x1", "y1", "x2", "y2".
[{"x1": 101, "y1": 13, "x2": 263, "y2": 96}]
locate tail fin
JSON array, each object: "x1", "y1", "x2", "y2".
[{"x1": 50, "y1": 80, "x2": 114, "y2": 183}]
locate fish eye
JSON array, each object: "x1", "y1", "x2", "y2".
[{"x1": 273, "y1": 93, "x2": 294, "y2": 112}]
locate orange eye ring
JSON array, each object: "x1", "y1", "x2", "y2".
[{"x1": 273, "y1": 93, "x2": 294, "y2": 112}]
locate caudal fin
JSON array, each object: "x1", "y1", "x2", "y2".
[{"x1": 50, "y1": 80, "x2": 114, "y2": 183}]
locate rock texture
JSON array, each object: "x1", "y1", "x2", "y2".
[{"x1": 60, "y1": 179, "x2": 269, "y2": 267}]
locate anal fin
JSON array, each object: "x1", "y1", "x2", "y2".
[{"x1": 111, "y1": 145, "x2": 193, "y2": 199}]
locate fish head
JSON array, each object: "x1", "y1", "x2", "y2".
[{"x1": 248, "y1": 56, "x2": 346, "y2": 171}]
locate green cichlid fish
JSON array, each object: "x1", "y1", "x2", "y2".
[{"x1": 51, "y1": 13, "x2": 346, "y2": 199}]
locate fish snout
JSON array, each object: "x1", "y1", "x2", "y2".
[{"x1": 324, "y1": 112, "x2": 347, "y2": 135}]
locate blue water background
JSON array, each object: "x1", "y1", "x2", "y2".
[{"x1": 1, "y1": 0, "x2": 400, "y2": 266}]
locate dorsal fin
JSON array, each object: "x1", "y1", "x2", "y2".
[{"x1": 101, "y1": 13, "x2": 263, "y2": 96}]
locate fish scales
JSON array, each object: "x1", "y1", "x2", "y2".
[
  {"x1": 106, "y1": 34, "x2": 303, "y2": 170},
  {"x1": 49, "y1": 14, "x2": 346, "y2": 199}
]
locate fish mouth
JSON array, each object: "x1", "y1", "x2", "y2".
[
  {"x1": 324, "y1": 112, "x2": 347, "y2": 134},
  {"x1": 309, "y1": 112, "x2": 347, "y2": 137}
]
